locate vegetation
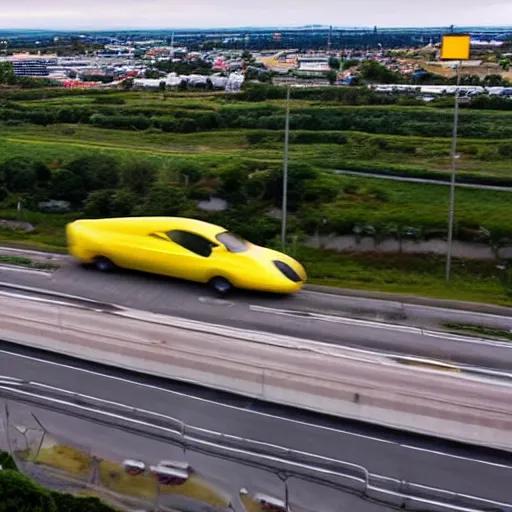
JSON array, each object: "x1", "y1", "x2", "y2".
[
  {"x1": 0, "y1": 87, "x2": 512, "y2": 304},
  {"x1": 443, "y1": 323, "x2": 512, "y2": 342},
  {"x1": 0, "y1": 255, "x2": 59, "y2": 270},
  {"x1": 0, "y1": 452, "x2": 116, "y2": 512},
  {"x1": 34, "y1": 444, "x2": 228, "y2": 506}
]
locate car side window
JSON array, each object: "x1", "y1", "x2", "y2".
[{"x1": 167, "y1": 230, "x2": 214, "y2": 258}]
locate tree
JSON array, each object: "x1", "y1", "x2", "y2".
[
  {"x1": 121, "y1": 78, "x2": 134, "y2": 91},
  {"x1": 0, "y1": 470, "x2": 57, "y2": 512},
  {"x1": 67, "y1": 154, "x2": 119, "y2": 191},
  {"x1": 120, "y1": 160, "x2": 158, "y2": 195},
  {"x1": 110, "y1": 189, "x2": 138, "y2": 216},
  {"x1": 132, "y1": 183, "x2": 189, "y2": 216},
  {"x1": 342, "y1": 58, "x2": 360, "y2": 71},
  {"x1": 0, "y1": 157, "x2": 50, "y2": 193},
  {"x1": 83, "y1": 189, "x2": 116, "y2": 218},
  {"x1": 241, "y1": 50, "x2": 256, "y2": 67},
  {"x1": 328, "y1": 57, "x2": 340, "y2": 70},
  {"x1": 218, "y1": 164, "x2": 249, "y2": 205},
  {"x1": 82, "y1": 189, "x2": 137, "y2": 218},
  {"x1": 49, "y1": 168, "x2": 87, "y2": 204},
  {"x1": 326, "y1": 70, "x2": 337, "y2": 85},
  {"x1": 359, "y1": 60, "x2": 400, "y2": 84},
  {"x1": 0, "y1": 62, "x2": 16, "y2": 85}
]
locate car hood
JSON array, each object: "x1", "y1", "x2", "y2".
[{"x1": 244, "y1": 244, "x2": 307, "y2": 281}]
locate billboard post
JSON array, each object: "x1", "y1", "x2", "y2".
[{"x1": 441, "y1": 34, "x2": 471, "y2": 283}]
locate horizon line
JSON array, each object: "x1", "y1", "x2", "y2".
[{"x1": 1, "y1": 23, "x2": 512, "y2": 33}]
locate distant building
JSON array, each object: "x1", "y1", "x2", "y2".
[{"x1": 7, "y1": 53, "x2": 57, "y2": 76}]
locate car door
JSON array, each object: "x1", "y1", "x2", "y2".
[{"x1": 161, "y1": 229, "x2": 216, "y2": 282}]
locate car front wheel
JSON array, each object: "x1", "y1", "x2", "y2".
[{"x1": 209, "y1": 276, "x2": 233, "y2": 296}]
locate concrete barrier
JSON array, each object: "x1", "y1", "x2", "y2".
[{"x1": 1, "y1": 294, "x2": 511, "y2": 452}]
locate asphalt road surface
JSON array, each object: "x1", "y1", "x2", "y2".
[
  {"x1": 1, "y1": 401, "x2": 380, "y2": 512},
  {"x1": 0, "y1": 258, "x2": 512, "y2": 369},
  {"x1": 0, "y1": 347, "x2": 511, "y2": 507}
]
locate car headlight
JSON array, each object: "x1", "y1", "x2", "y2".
[{"x1": 273, "y1": 260, "x2": 302, "y2": 283}]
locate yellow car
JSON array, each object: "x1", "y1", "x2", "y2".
[{"x1": 66, "y1": 216, "x2": 307, "y2": 295}]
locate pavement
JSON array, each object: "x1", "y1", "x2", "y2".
[
  {"x1": 0, "y1": 253, "x2": 511, "y2": 370},
  {"x1": 3, "y1": 293, "x2": 511, "y2": 449},
  {"x1": 0, "y1": 350, "x2": 511, "y2": 508},
  {"x1": 0, "y1": 400, "x2": 380, "y2": 512},
  {"x1": 334, "y1": 169, "x2": 512, "y2": 192}
]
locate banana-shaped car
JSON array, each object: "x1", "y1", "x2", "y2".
[{"x1": 66, "y1": 216, "x2": 307, "y2": 295}]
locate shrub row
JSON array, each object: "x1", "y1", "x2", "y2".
[
  {"x1": 3, "y1": 102, "x2": 512, "y2": 139},
  {"x1": 0, "y1": 452, "x2": 116, "y2": 512}
]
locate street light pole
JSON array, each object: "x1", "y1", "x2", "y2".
[
  {"x1": 281, "y1": 85, "x2": 291, "y2": 251},
  {"x1": 445, "y1": 61, "x2": 462, "y2": 283}
]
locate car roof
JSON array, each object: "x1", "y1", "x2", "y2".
[
  {"x1": 162, "y1": 217, "x2": 227, "y2": 238},
  {"x1": 94, "y1": 216, "x2": 227, "y2": 238}
]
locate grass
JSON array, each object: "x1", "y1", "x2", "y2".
[
  {"x1": 34, "y1": 444, "x2": 228, "y2": 506},
  {"x1": 36, "y1": 445, "x2": 93, "y2": 477},
  {"x1": 0, "y1": 255, "x2": 59, "y2": 270},
  {"x1": 2, "y1": 122, "x2": 512, "y2": 178},
  {"x1": 443, "y1": 323, "x2": 512, "y2": 341},
  {"x1": 1, "y1": 90, "x2": 511, "y2": 307},
  {"x1": 99, "y1": 459, "x2": 227, "y2": 506},
  {"x1": 297, "y1": 248, "x2": 512, "y2": 307},
  {"x1": 1, "y1": 215, "x2": 511, "y2": 306},
  {"x1": 240, "y1": 493, "x2": 265, "y2": 512}
]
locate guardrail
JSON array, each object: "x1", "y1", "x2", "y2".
[
  {"x1": 1, "y1": 290, "x2": 512, "y2": 453},
  {"x1": 0, "y1": 378, "x2": 509, "y2": 512}
]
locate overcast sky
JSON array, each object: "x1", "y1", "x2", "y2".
[{"x1": 1, "y1": 0, "x2": 512, "y2": 30}]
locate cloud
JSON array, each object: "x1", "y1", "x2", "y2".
[{"x1": 1, "y1": 0, "x2": 511, "y2": 29}]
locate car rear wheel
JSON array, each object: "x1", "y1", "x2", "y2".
[
  {"x1": 94, "y1": 256, "x2": 115, "y2": 272},
  {"x1": 209, "y1": 276, "x2": 233, "y2": 296}
]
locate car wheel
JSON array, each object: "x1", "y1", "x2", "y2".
[
  {"x1": 94, "y1": 256, "x2": 115, "y2": 272},
  {"x1": 209, "y1": 276, "x2": 233, "y2": 296}
]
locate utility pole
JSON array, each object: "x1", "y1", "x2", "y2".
[
  {"x1": 445, "y1": 61, "x2": 462, "y2": 282},
  {"x1": 281, "y1": 85, "x2": 291, "y2": 251}
]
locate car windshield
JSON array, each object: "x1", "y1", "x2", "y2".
[{"x1": 216, "y1": 232, "x2": 249, "y2": 253}]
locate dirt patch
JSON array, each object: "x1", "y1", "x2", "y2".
[{"x1": 0, "y1": 220, "x2": 35, "y2": 233}]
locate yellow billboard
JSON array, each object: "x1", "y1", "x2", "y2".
[{"x1": 441, "y1": 35, "x2": 471, "y2": 60}]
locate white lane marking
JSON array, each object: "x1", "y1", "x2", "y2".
[
  {"x1": 2, "y1": 350, "x2": 512, "y2": 469},
  {"x1": 300, "y1": 289, "x2": 404, "y2": 308},
  {"x1": 402, "y1": 445, "x2": 512, "y2": 470},
  {"x1": 0, "y1": 247, "x2": 68, "y2": 259},
  {"x1": 423, "y1": 330, "x2": 512, "y2": 348},
  {"x1": 0, "y1": 386, "x2": 370, "y2": 491},
  {"x1": 198, "y1": 296, "x2": 235, "y2": 307},
  {"x1": 0, "y1": 265, "x2": 52, "y2": 276},
  {"x1": 0, "y1": 290, "x2": 87, "y2": 308},
  {"x1": 1, "y1": 287, "x2": 511, "y2": 384},
  {"x1": 405, "y1": 302, "x2": 512, "y2": 323},
  {"x1": 249, "y1": 304, "x2": 420, "y2": 333},
  {"x1": 251, "y1": 305, "x2": 512, "y2": 348},
  {"x1": 302, "y1": 288, "x2": 512, "y2": 323},
  {"x1": 0, "y1": 281, "x2": 116, "y2": 308}
]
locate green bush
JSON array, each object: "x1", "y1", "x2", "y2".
[
  {"x1": 0, "y1": 468, "x2": 118, "y2": 511},
  {"x1": 51, "y1": 492, "x2": 115, "y2": 512},
  {"x1": 132, "y1": 183, "x2": 190, "y2": 216},
  {"x1": 0, "y1": 470, "x2": 56, "y2": 512},
  {"x1": 67, "y1": 155, "x2": 120, "y2": 192},
  {"x1": 93, "y1": 96, "x2": 126, "y2": 105},
  {"x1": 0, "y1": 452, "x2": 18, "y2": 471}
]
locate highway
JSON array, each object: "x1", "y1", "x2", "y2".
[
  {"x1": 0, "y1": 253, "x2": 511, "y2": 370},
  {"x1": 0, "y1": 346, "x2": 511, "y2": 508},
  {"x1": 1, "y1": 401, "x2": 376, "y2": 512}
]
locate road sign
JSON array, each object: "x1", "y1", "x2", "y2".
[{"x1": 441, "y1": 35, "x2": 471, "y2": 60}]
